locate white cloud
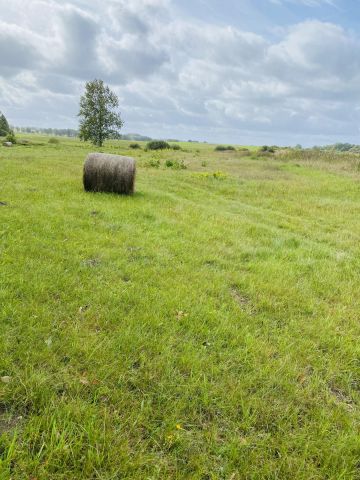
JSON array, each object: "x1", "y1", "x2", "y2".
[{"x1": 0, "y1": 0, "x2": 359, "y2": 144}]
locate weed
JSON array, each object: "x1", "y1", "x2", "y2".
[
  {"x1": 194, "y1": 171, "x2": 228, "y2": 179},
  {"x1": 165, "y1": 159, "x2": 187, "y2": 169},
  {"x1": 145, "y1": 158, "x2": 161, "y2": 168}
]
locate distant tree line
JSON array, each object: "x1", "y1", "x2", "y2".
[
  {"x1": 13, "y1": 127, "x2": 79, "y2": 137},
  {"x1": 13, "y1": 126, "x2": 153, "y2": 142},
  {"x1": 322, "y1": 143, "x2": 360, "y2": 153}
]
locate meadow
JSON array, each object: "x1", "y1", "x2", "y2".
[{"x1": 1, "y1": 136, "x2": 360, "y2": 479}]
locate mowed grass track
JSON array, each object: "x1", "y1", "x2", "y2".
[{"x1": 1, "y1": 137, "x2": 360, "y2": 479}]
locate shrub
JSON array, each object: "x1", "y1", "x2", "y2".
[
  {"x1": 145, "y1": 158, "x2": 161, "y2": 168},
  {"x1": 130, "y1": 143, "x2": 141, "y2": 149},
  {"x1": 48, "y1": 137, "x2": 60, "y2": 144},
  {"x1": 201, "y1": 161, "x2": 208, "y2": 167},
  {"x1": 215, "y1": 145, "x2": 235, "y2": 152},
  {"x1": 259, "y1": 145, "x2": 275, "y2": 153},
  {"x1": 6, "y1": 131, "x2": 16, "y2": 144},
  {"x1": 178, "y1": 160, "x2": 187, "y2": 170},
  {"x1": 165, "y1": 159, "x2": 187, "y2": 170},
  {"x1": 146, "y1": 140, "x2": 170, "y2": 150},
  {"x1": 171, "y1": 144, "x2": 181, "y2": 151}
]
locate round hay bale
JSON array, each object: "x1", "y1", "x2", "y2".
[{"x1": 83, "y1": 153, "x2": 136, "y2": 195}]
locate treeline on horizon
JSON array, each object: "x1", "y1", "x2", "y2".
[
  {"x1": 13, "y1": 126, "x2": 154, "y2": 142},
  {"x1": 11, "y1": 126, "x2": 208, "y2": 144},
  {"x1": 7, "y1": 124, "x2": 360, "y2": 152},
  {"x1": 319, "y1": 143, "x2": 360, "y2": 153}
]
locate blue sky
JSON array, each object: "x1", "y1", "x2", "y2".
[
  {"x1": 178, "y1": 0, "x2": 360, "y2": 33},
  {"x1": 0, "y1": 0, "x2": 359, "y2": 145},
  {"x1": 214, "y1": 0, "x2": 358, "y2": 29}
]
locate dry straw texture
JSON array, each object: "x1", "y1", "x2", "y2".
[{"x1": 83, "y1": 153, "x2": 136, "y2": 195}]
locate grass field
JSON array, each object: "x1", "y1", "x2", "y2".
[{"x1": 1, "y1": 136, "x2": 360, "y2": 479}]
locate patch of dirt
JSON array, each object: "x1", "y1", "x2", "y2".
[
  {"x1": 230, "y1": 286, "x2": 256, "y2": 315},
  {"x1": 82, "y1": 258, "x2": 101, "y2": 268},
  {"x1": 0, "y1": 406, "x2": 23, "y2": 435},
  {"x1": 127, "y1": 246, "x2": 142, "y2": 252},
  {"x1": 329, "y1": 386, "x2": 354, "y2": 411},
  {"x1": 204, "y1": 259, "x2": 222, "y2": 269}
]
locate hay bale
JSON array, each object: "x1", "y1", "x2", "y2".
[{"x1": 83, "y1": 153, "x2": 136, "y2": 195}]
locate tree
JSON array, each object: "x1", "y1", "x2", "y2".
[
  {"x1": 0, "y1": 112, "x2": 10, "y2": 137},
  {"x1": 78, "y1": 79, "x2": 124, "y2": 147}
]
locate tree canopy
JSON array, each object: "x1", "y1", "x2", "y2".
[
  {"x1": 0, "y1": 112, "x2": 10, "y2": 137},
  {"x1": 78, "y1": 79, "x2": 124, "y2": 147}
]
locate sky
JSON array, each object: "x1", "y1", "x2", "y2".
[{"x1": 1, "y1": 0, "x2": 360, "y2": 145}]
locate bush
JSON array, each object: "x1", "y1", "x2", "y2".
[
  {"x1": 259, "y1": 145, "x2": 275, "y2": 153},
  {"x1": 215, "y1": 145, "x2": 235, "y2": 151},
  {"x1": 48, "y1": 137, "x2": 60, "y2": 144},
  {"x1": 165, "y1": 159, "x2": 187, "y2": 170},
  {"x1": 130, "y1": 143, "x2": 141, "y2": 149},
  {"x1": 145, "y1": 158, "x2": 161, "y2": 168},
  {"x1": 171, "y1": 144, "x2": 181, "y2": 151},
  {"x1": 146, "y1": 140, "x2": 170, "y2": 150},
  {"x1": 6, "y1": 131, "x2": 16, "y2": 144}
]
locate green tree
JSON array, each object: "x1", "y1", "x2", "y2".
[
  {"x1": 0, "y1": 112, "x2": 10, "y2": 137},
  {"x1": 78, "y1": 79, "x2": 124, "y2": 147}
]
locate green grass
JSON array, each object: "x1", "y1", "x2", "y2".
[{"x1": 1, "y1": 136, "x2": 360, "y2": 479}]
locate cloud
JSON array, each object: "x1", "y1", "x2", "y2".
[
  {"x1": 0, "y1": 0, "x2": 359, "y2": 144},
  {"x1": 0, "y1": 23, "x2": 44, "y2": 77}
]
